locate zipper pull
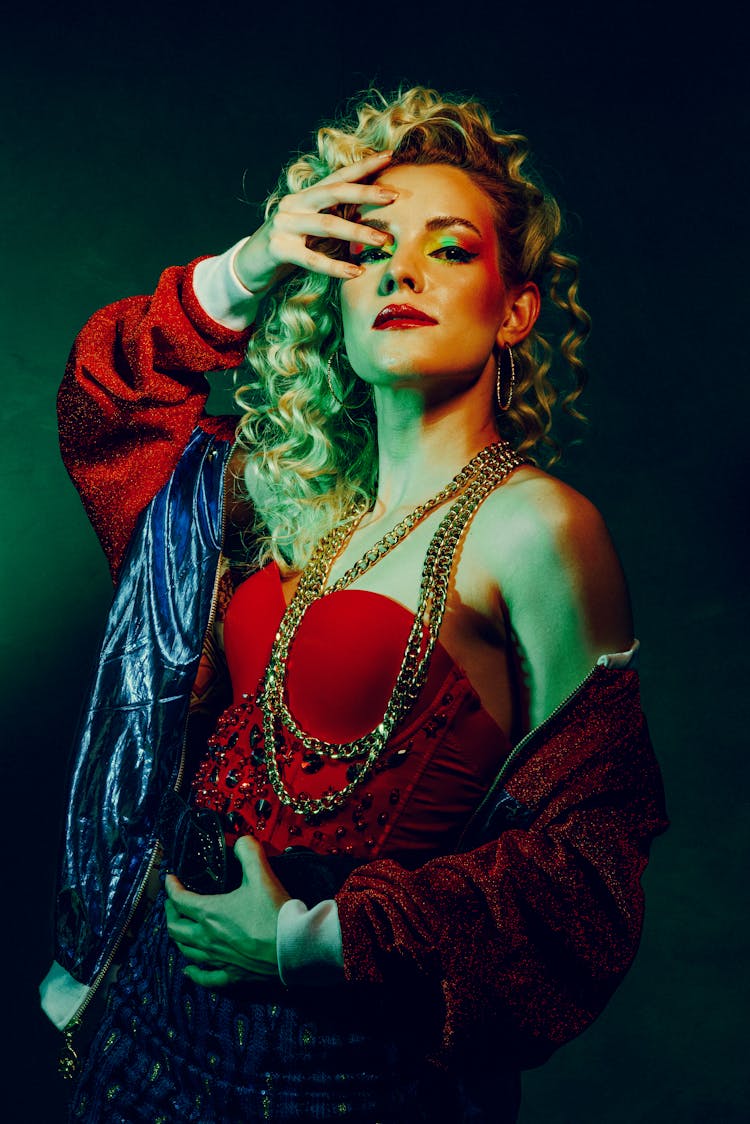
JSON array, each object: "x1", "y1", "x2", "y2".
[{"x1": 58, "y1": 1024, "x2": 80, "y2": 1080}]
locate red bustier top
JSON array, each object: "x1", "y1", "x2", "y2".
[{"x1": 193, "y1": 561, "x2": 512, "y2": 863}]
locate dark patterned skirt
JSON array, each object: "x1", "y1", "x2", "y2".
[{"x1": 69, "y1": 892, "x2": 520, "y2": 1123}]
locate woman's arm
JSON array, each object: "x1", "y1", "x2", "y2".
[
  {"x1": 59, "y1": 152, "x2": 396, "y2": 580},
  {"x1": 489, "y1": 469, "x2": 634, "y2": 728},
  {"x1": 58, "y1": 258, "x2": 252, "y2": 579}
]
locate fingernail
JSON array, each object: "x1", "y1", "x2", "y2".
[
  {"x1": 377, "y1": 189, "x2": 398, "y2": 201},
  {"x1": 345, "y1": 264, "x2": 363, "y2": 278}
]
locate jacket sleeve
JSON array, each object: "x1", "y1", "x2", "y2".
[
  {"x1": 57, "y1": 258, "x2": 251, "y2": 580},
  {"x1": 335, "y1": 669, "x2": 669, "y2": 1069}
]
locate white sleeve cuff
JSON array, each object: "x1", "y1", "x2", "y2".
[
  {"x1": 597, "y1": 639, "x2": 640, "y2": 669},
  {"x1": 192, "y1": 237, "x2": 258, "y2": 330},
  {"x1": 276, "y1": 898, "x2": 345, "y2": 987},
  {"x1": 39, "y1": 960, "x2": 92, "y2": 1030}
]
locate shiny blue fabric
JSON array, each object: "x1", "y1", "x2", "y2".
[{"x1": 54, "y1": 427, "x2": 231, "y2": 986}]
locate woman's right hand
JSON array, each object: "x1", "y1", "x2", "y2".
[{"x1": 233, "y1": 150, "x2": 397, "y2": 297}]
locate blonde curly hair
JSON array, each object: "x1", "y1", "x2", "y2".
[{"x1": 234, "y1": 86, "x2": 590, "y2": 573}]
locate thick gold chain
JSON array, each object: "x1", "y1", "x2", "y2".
[
  {"x1": 260, "y1": 440, "x2": 524, "y2": 818},
  {"x1": 321, "y1": 440, "x2": 519, "y2": 596}
]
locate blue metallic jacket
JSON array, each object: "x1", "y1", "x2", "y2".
[{"x1": 41, "y1": 427, "x2": 231, "y2": 1030}]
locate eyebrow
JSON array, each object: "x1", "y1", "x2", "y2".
[{"x1": 360, "y1": 215, "x2": 483, "y2": 239}]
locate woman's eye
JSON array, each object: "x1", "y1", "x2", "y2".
[
  {"x1": 432, "y1": 245, "x2": 478, "y2": 263},
  {"x1": 350, "y1": 246, "x2": 391, "y2": 265}
]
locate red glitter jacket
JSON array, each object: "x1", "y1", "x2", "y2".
[
  {"x1": 56, "y1": 258, "x2": 668, "y2": 1072},
  {"x1": 337, "y1": 664, "x2": 667, "y2": 1069},
  {"x1": 57, "y1": 258, "x2": 244, "y2": 581}
]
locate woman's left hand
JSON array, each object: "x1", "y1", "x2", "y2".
[{"x1": 164, "y1": 834, "x2": 291, "y2": 988}]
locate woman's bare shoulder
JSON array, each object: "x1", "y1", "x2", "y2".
[
  {"x1": 473, "y1": 464, "x2": 633, "y2": 663},
  {"x1": 477, "y1": 465, "x2": 614, "y2": 566}
]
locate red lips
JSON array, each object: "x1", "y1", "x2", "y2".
[{"x1": 372, "y1": 304, "x2": 438, "y2": 329}]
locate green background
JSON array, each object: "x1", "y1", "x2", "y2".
[{"x1": 2, "y1": 3, "x2": 747, "y2": 1119}]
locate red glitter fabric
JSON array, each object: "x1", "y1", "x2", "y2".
[
  {"x1": 192, "y1": 560, "x2": 511, "y2": 861},
  {"x1": 57, "y1": 258, "x2": 249, "y2": 580},
  {"x1": 335, "y1": 667, "x2": 668, "y2": 1069}
]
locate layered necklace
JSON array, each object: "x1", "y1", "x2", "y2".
[{"x1": 260, "y1": 439, "x2": 524, "y2": 818}]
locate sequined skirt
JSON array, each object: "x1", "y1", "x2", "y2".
[{"x1": 69, "y1": 892, "x2": 520, "y2": 1123}]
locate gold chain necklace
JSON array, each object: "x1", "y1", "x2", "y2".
[
  {"x1": 260, "y1": 440, "x2": 524, "y2": 818},
  {"x1": 321, "y1": 440, "x2": 519, "y2": 595}
]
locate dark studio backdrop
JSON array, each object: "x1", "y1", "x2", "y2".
[{"x1": 1, "y1": 3, "x2": 747, "y2": 1120}]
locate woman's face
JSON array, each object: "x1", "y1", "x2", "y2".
[{"x1": 340, "y1": 163, "x2": 515, "y2": 398}]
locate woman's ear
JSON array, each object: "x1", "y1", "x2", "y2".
[{"x1": 497, "y1": 282, "x2": 541, "y2": 348}]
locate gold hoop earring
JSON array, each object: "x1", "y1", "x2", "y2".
[
  {"x1": 496, "y1": 346, "x2": 516, "y2": 412},
  {"x1": 327, "y1": 355, "x2": 372, "y2": 415},
  {"x1": 327, "y1": 357, "x2": 345, "y2": 406}
]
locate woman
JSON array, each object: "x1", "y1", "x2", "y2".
[{"x1": 42, "y1": 87, "x2": 667, "y2": 1121}]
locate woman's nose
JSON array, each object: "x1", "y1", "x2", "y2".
[{"x1": 378, "y1": 250, "x2": 423, "y2": 295}]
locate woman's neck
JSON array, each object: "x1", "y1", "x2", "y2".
[{"x1": 370, "y1": 378, "x2": 500, "y2": 520}]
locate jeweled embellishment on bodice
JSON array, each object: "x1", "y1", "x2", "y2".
[{"x1": 191, "y1": 682, "x2": 479, "y2": 855}]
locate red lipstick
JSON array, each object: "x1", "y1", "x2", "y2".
[{"x1": 372, "y1": 304, "x2": 438, "y2": 330}]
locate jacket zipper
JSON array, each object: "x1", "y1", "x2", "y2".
[
  {"x1": 58, "y1": 836, "x2": 164, "y2": 1078},
  {"x1": 59, "y1": 437, "x2": 233, "y2": 1079},
  {"x1": 457, "y1": 664, "x2": 599, "y2": 850}
]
